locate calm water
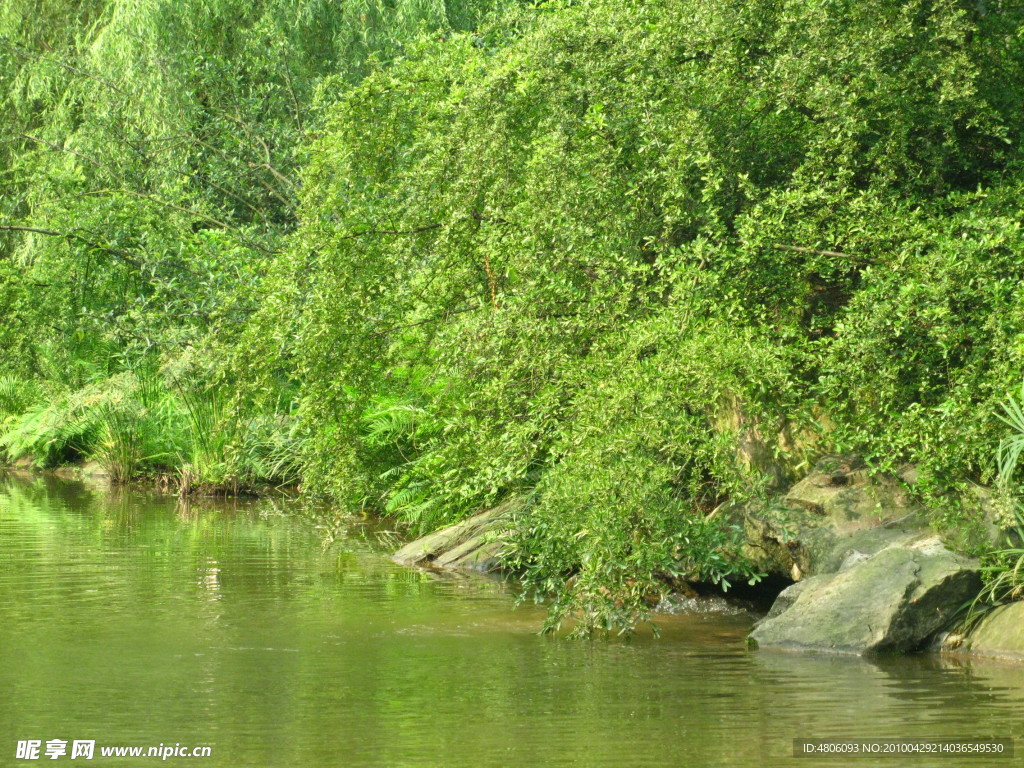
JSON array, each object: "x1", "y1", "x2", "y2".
[{"x1": 2, "y1": 472, "x2": 1024, "y2": 768}]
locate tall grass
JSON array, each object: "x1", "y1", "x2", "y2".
[
  {"x1": 238, "y1": 412, "x2": 303, "y2": 488},
  {"x1": 2, "y1": 368, "x2": 301, "y2": 492},
  {"x1": 175, "y1": 384, "x2": 302, "y2": 494},
  {"x1": 996, "y1": 384, "x2": 1024, "y2": 495},
  {"x1": 0, "y1": 371, "x2": 178, "y2": 479},
  {"x1": 92, "y1": 372, "x2": 180, "y2": 482},
  {"x1": 173, "y1": 385, "x2": 237, "y2": 493}
]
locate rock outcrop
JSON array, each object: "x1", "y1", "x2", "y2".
[
  {"x1": 749, "y1": 536, "x2": 981, "y2": 654},
  {"x1": 731, "y1": 455, "x2": 927, "y2": 582},
  {"x1": 389, "y1": 454, "x2": 1004, "y2": 659},
  {"x1": 941, "y1": 602, "x2": 1024, "y2": 662},
  {"x1": 392, "y1": 498, "x2": 519, "y2": 573}
]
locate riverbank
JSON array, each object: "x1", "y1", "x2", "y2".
[
  {"x1": 0, "y1": 457, "x2": 298, "y2": 500},
  {"x1": 7, "y1": 444, "x2": 1024, "y2": 660},
  {"x1": 392, "y1": 454, "x2": 1024, "y2": 661},
  {"x1": 14, "y1": 449, "x2": 1019, "y2": 660}
]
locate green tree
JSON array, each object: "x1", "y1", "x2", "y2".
[{"x1": 262, "y1": 0, "x2": 1024, "y2": 630}]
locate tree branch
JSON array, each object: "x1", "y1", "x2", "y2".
[
  {"x1": 371, "y1": 304, "x2": 479, "y2": 337},
  {"x1": 0, "y1": 224, "x2": 141, "y2": 268},
  {"x1": 771, "y1": 243, "x2": 868, "y2": 261},
  {"x1": 2, "y1": 39, "x2": 125, "y2": 94},
  {"x1": 17, "y1": 135, "x2": 279, "y2": 255},
  {"x1": 337, "y1": 222, "x2": 444, "y2": 241}
]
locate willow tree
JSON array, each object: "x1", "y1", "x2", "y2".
[
  {"x1": 0, "y1": 0, "x2": 516, "y2": 481},
  {"x1": 0, "y1": 0, "x2": 515, "y2": 381}
]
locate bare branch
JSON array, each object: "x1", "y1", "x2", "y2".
[
  {"x1": 336, "y1": 222, "x2": 444, "y2": 241},
  {"x1": 771, "y1": 243, "x2": 868, "y2": 261}
]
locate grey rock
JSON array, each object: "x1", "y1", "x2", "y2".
[
  {"x1": 732, "y1": 455, "x2": 928, "y2": 581},
  {"x1": 392, "y1": 498, "x2": 519, "y2": 573},
  {"x1": 954, "y1": 602, "x2": 1024, "y2": 662},
  {"x1": 749, "y1": 536, "x2": 981, "y2": 655}
]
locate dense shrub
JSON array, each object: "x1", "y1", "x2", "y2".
[
  {"x1": 5, "y1": 0, "x2": 1024, "y2": 630},
  {"x1": 256, "y1": 0, "x2": 1024, "y2": 629}
]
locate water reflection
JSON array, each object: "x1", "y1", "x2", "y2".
[{"x1": 1, "y1": 470, "x2": 1023, "y2": 767}]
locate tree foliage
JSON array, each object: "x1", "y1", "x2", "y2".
[
  {"x1": 4, "y1": 0, "x2": 1024, "y2": 631},
  {"x1": 257, "y1": 0, "x2": 1024, "y2": 629},
  {"x1": 1, "y1": 0, "x2": 512, "y2": 376},
  {"x1": 1, "y1": 0, "x2": 515, "y2": 486}
]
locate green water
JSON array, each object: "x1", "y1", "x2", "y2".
[{"x1": 2, "y1": 472, "x2": 1024, "y2": 768}]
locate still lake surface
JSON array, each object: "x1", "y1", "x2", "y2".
[{"x1": 2, "y1": 471, "x2": 1023, "y2": 767}]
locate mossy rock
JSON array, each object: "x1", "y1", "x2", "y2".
[
  {"x1": 957, "y1": 602, "x2": 1024, "y2": 662},
  {"x1": 731, "y1": 455, "x2": 928, "y2": 581},
  {"x1": 749, "y1": 536, "x2": 981, "y2": 655}
]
